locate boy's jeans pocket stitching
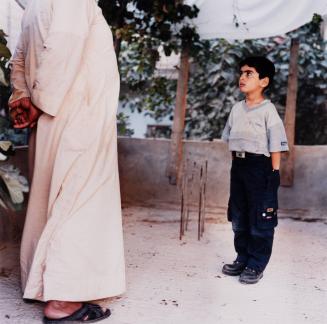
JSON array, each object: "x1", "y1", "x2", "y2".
[{"x1": 257, "y1": 176, "x2": 279, "y2": 229}]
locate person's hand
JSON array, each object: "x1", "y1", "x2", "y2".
[
  {"x1": 9, "y1": 97, "x2": 31, "y2": 128},
  {"x1": 10, "y1": 106, "x2": 30, "y2": 128},
  {"x1": 9, "y1": 97, "x2": 31, "y2": 111},
  {"x1": 9, "y1": 97, "x2": 42, "y2": 129}
]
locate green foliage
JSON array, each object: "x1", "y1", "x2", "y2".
[
  {"x1": 98, "y1": 1, "x2": 200, "y2": 134},
  {"x1": 0, "y1": 29, "x2": 29, "y2": 146},
  {"x1": 185, "y1": 39, "x2": 245, "y2": 139},
  {"x1": 119, "y1": 40, "x2": 160, "y2": 89},
  {"x1": 98, "y1": 0, "x2": 200, "y2": 58},
  {"x1": 122, "y1": 76, "x2": 177, "y2": 120},
  {"x1": 286, "y1": 15, "x2": 327, "y2": 144},
  {"x1": 0, "y1": 29, "x2": 11, "y2": 91},
  {"x1": 119, "y1": 41, "x2": 177, "y2": 120},
  {"x1": 186, "y1": 16, "x2": 327, "y2": 144},
  {"x1": 0, "y1": 29, "x2": 14, "y2": 141},
  {"x1": 118, "y1": 16, "x2": 326, "y2": 144},
  {"x1": 0, "y1": 61, "x2": 28, "y2": 212},
  {"x1": 117, "y1": 112, "x2": 134, "y2": 137}
]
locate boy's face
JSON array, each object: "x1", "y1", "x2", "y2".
[{"x1": 239, "y1": 65, "x2": 269, "y2": 94}]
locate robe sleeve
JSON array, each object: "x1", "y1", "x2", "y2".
[
  {"x1": 31, "y1": 0, "x2": 97, "y2": 116},
  {"x1": 9, "y1": 33, "x2": 30, "y2": 105}
]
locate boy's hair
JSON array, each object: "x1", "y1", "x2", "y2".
[{"x1": 239, "y1": 56, "x2": 275, "y2": 89}]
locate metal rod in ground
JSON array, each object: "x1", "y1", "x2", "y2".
[
  {"x1": 179, "y1": 159, "x2": 187, "y2": 240},
  {"x1": 198, "y1": 190, "x2": 203, "y2": 241},
  {"x1": 185, "y1": 175, "x2": 190, "y2": 231},
  {"x1": 201, "y1": 186, "x2": 205, "y2": 237},
  {"x1": 180, "y1": 191, "x2": 184, "y2": 240},
  {"x1": 198, "y1": 166, "x2": 203, "y2": 241},
  {"x1": 201, "y1": 160, "x2": 208, "y2": 236},
  {"x1": 185, "y1": 176, "x2": 192, "y2": 231},
  {"x1": 186, "y1": 161, "x2": 196, "y2": 230}
]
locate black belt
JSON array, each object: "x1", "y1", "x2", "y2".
[{"x1": 232, "y1": 151, "x2": 265, "y2": 159}]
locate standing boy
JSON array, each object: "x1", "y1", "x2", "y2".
[{"x1": 221, "y1": 56, "x2": 289, "y2": 284}]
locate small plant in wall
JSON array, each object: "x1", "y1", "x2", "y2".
[{"x1": 0, "y1": 29, "x2": 29, "y2": 211}]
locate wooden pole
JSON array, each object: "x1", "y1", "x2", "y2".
[
  {"x1": 166, "y1": 46, "x2": 190, "y2": 185},
  {"x1": 280, "y1": 38, "x2": 299, "y2": 187}
]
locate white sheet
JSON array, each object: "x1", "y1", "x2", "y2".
[{"x1": 186, "y1": 0, "x2": 327, "y2": 39}]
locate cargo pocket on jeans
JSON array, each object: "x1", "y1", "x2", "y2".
[
  {"x1": 257, "y1": 171, "x2": 279, "y2": 229},
  {"x1": 257, "y1": 203, "x2": 278, "y2": 229}
]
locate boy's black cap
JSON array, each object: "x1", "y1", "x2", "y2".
[{"x1": 239, "y1": 56, "x2": 275, "y2": 88}]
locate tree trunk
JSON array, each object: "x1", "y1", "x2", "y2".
[
  {"x1": 166, "y1": 46, "x2": 190, "y2": 185},
  {"x1": 280, "y1": 38, "x2": 299, "y2": 187}
]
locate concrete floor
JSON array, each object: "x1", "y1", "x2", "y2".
[{"x1": 0, "y1": 206, "x2": 326, "y2": 324}]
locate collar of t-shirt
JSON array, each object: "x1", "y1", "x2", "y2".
[{"x1": 243, "y1": 99, "x2": 270, "y2": 111}]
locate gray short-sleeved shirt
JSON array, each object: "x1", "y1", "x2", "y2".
[{"x1": 222, "y1": 99, "x2": 289, "y2": 156}]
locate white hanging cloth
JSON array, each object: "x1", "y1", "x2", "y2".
[{"x1": 186, "y1": 0, "x2": 327, "y2": 39}]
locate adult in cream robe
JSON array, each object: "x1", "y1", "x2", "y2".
[{"x1": 9, "y1": 0, "x2": 126, "y2": 303}]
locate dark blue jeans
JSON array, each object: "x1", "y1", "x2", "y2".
[{"x1": 227, "y1": 154, "x2": 280, "y2": 272}]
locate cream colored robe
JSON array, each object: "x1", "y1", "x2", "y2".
[{"x1": 9, "y1": 0, "x2": 126, "y2": 302}]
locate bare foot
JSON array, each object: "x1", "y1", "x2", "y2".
[{"x1": 44, "y1": 301, "x2": 82, "y2": 319}]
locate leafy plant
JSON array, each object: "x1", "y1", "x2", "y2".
[
  {"x1": 98, "y1": 1, "x2": 200, "y2": 133},
  {"x1": 0, "y1": 30, "x2": 29, "y2": 211},
  {"x1": 0, "y1": 30, "x2": 11, "y2": 86},
  {"x1": 117, "y1": 112, "x2": 134, "y2": 137},
  {"x1": 0, "y1": 29, "x2": 29, "y2": 146},
  {"x1": 118, "y1": 16, "x2": 327, "y2": 144},
  {"x1": 186, "y1": 15, "x2": 326, "y2": 143},
  {"x1": 119, "y1": 40, "x2": 177, "y2": 120},
  {"x1": 98, "y1": 0, "x2": 200, "y2": 58},
  {"x1": 0, "y1": 29, "x2": 11, "y2": 112}
]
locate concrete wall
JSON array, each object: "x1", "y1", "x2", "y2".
[
  {"x1": 118, "y1": 138, "x2": 327, "y2": 215},
  {"x1": 1, "y1": 139, "x2": 326, "y2": 242}
]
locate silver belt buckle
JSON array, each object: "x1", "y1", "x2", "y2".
[{"x1": 236, "y1": 151, "x2": 246, "y2": 158}]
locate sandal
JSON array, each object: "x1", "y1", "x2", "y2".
[
  {"x1": 23, "y1": 298, "x2": 43, "y2": 304},
  {"x1": 43, "y1": 303, "x2": 111, "y2": 323}
]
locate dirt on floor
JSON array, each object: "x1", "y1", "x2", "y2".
[{"x1": 0, "y1": 206, "x2": 326, "y2": 324}]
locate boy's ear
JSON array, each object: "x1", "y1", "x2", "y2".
[{"x1": 260, "y1": 76, "x2": 270, "y2": 88}]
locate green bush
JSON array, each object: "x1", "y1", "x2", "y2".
[{"x1": 119, "y1": 17, "x2": 327, "y2": 144}]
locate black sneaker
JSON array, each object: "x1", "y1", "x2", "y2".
[
  {"x1": 222, "y1": 261, "x2": 246, "y2": 276},
  {"x1": 239, "y1": 267, "x2": 263, "y2": 284}
]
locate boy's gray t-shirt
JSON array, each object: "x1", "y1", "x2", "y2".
[{"x1": 222, "y1": 99, "x2": 289, "y2": 156}]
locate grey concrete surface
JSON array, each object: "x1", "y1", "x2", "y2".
[
  {"x1": 0, "y1": 206, "x2": 326, "y2": 324},
  {"x1": 1, "y1": 139, "x2": 326, "y2": 243},
  {"x1": 118, "y1": 138, "x2": 327, "y2": 216}
]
